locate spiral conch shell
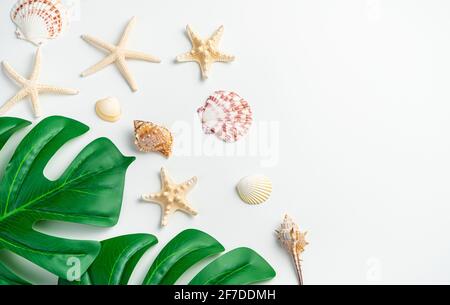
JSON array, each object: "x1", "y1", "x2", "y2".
[
  {"x1": 276, "y1": 215, "x2": 308, "y2": 285},
  {"x1": 134, "y1": 120, "x2": 173, "y2": 158}
]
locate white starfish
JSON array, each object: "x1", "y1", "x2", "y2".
[
  {"x1": 81, "y1": 17, "x2": 161, "y2": 92},
  {"x1": 0, "y1": 48, "x2": 79, "y2": 118}
]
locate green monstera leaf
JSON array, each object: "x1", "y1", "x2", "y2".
[
  {"x1": 143, "y1": 229, "x2": 225, "y2": 285},
  {"x1": 0, "y1": 117, "x2": 30, "y2": 150},
  {"x1": 0, "y1": 116, "x2": 135, "y2": 282},
  {"x1": 189, "y1": 247, "x2": 277, "y2": 285},
  {"x1": 60, "y1": 230, "x2": 276, "y2": 285},
  {"x1": 59, "y1": 234, "x2": 158, "y2": 285},
  {"x1": 0, "y1": 261, "x2": 30, "y2": 285}
]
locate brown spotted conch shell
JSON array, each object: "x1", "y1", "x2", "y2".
[
  {"x1": 134, "y1": 120, "x2": 173, "y2": 158},
  {"x1": 276, "y1": 214, "x2": 309, "y2": 285}
]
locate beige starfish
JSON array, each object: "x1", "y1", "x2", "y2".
[
  {"x1": 81, "y1": 17, "x2": 161, "y2": 92},
  {"x1": 177, "y1": 25, "x2": 235, "y2": 79},
  {"x1": 0, "y1": 48, "x2": 78, "y2": 118},
  {"x1": 142, "y1": 167, "x2": 198, "y2": 227}
]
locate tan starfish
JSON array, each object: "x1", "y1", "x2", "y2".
[
  {"x1": 177, "y1": 25, "x2": 235, "y2": 79},
  {"x1": 81, "y1": 17, "x2": 161, "y2": 92},
  {"x1": 142, "y1": 167, "x2": 198, "y2": 227},
  {"x1": 0, "y1": 48, "x2": 78, "y2": 118}
]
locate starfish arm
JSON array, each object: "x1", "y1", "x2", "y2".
[
  {"x1": 160, "y1": 167, "x2": 174, "y2": 189},
  {"x1": 161, "y1": 216, "x2": 168, "y2": 227},
  {"x1": 180, "y1": 176, "x2": 198, "y2": 193},
  {"x1": 115, "y1": 57, "x2": 138, "y2": 92},
  {"x1": 119, "y1": 17, "x2": 137, "y2": 47},
  {"x1": 215, "y1": 53, "x2": 236, "y2": 63},
  {"x1": 176, "y1": 52, "x2": 195, "y2": 62},
  {"x1": 38, "y1": 85, "x2": 79, "y2": 95},
  {"x1": 2, "y1": 62, "x2": 26, "y2": 85},
  {"x1": 199, "y1": 61, "x2": 212, "y2": 80},
  {"x1": 30, "y1": 90, "x2": 42, "y2": 117},
  {"x1": 124, "y1": 50, "x2": 161, "y2": 63},
  {"x1": 177, "y1": 202, "x2": 198, "y2": 216},
  {"x1": 161, "y1": 205, "x2": 175, "y2": 227},
  {"x1": 186, "y1": 25, "x2": 203, "y2": 48},
  {"x1": 30, "y1": 48, "x2": 42, "y2": 81},
  {"x1": 209, "y1": 25, "x2": 224, "y2": 46},
  {"x1": 81, "y1": 54, "x2": 116, "y2": 77},
  {"x1": 81, "y1": 35, "x2": 115, "y2": 52},
  {"x1": 142, "y1": 193, "x2": 159, "y2": 202},
  {"x1": 0, "y1": 89, "x2": 28, "y2": 115}
]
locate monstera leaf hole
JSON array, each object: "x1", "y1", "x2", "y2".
[
  {"x1": 0, "y1": 116, "x2": 135, "y2": 283},
  {"x1": 41, "y1": 133, "x2": 90, "y2": 182},
  {"x1": 0, "y1": 118, "x2": 31, "y2": 182},
  {"x1": 0, "y1": 249, "x2": 56, "y2": 285}
]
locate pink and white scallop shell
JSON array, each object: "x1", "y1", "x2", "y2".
[
  {"x1": 10, "y1": 0, "x2": 71, "y2": 46},
  {"x1": 197, "y1": 91, "x2": 253, "y2": 143}
]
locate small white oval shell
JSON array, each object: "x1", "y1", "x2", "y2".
[
  {"x1": 236, "y1": 175, "x2": 272, "y2": 205},
  {"x1": 95, "y1": 97, "x2": 122, "y2": 122}
]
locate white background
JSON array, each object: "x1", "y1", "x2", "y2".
[{"x1": 1, "y1": 0, "x2": 450, "y2": 285}]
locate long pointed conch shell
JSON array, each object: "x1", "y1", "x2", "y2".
[{"x1": 276, "y1": 214, "x2": 309, "y2": 285}]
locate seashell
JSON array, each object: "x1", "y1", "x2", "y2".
[
  {"x1": 95, "y1": 97, "x2": 122, "y2": 122},
  {"x1": 236, "y1": 175, "x2": 272, "y2": 205},
  {"x1": 134, "y1": 120, "x2": 173, "y2": 158},
  {"x1": 276, "y1": 215, "x2": 308, "y2": 285},
  {"x1": 198, "y1": 91, "x2": 253, "y2": 143},
  {"x1": 276, "y1": 215, "x2": 308, "y2": 255},
  {"x1": 10, "y1": 0, "x2": 71, "y2": 46}
]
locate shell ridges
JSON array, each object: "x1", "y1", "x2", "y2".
[
  {"x1": 198, "y1": 91, "x2": 253, "y2": 143},
  {"x1": 236, "y1": 175, "x2": 272, "y2": 205},
  {"x1": 10, "y1": 0, "x2": 71, "y2": 46}
]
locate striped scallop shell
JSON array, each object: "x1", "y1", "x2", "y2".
[
  {"x1": 198, "y1": 91, "x2": 253, "y2": 143},
  {"x1": 236, "y1": 175, "x2": 272, "y2": 205},
  {"x1": 11, "y1": 0, "x2": 71, "y2": 46}
]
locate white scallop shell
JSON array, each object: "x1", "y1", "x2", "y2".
[
  {"x1": 198, "y1": 91, "x2": 253, "y2": 143},
  {"x1": 11, "y1": 0, "x2": 71, "y2": 46},
  {"x1": 95, "y1": 97, "x2": 122, "y2": 122},
  {"x1": 236, "y1": 175, "x2": 272, "y2": 205}
]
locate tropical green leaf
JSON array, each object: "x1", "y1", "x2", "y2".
[
  {"x1": 58, "y1": 230, "x2": 276, "y2": 286},
  {"x1": 59, "y1": 234, "x2": 158, "y2": 285},
  {"x1": 0, "y1": 260, "x2": 30, "y2": 285},
  {"x1": 143, "y1": 229, "x2": 225, "y2": 285},
  {"x1": 189, "y1": 247, "x2": 276, "y2": 285},
  {"x1": 0, "y1": 116, "x2": 135, "y2": 281},
  {"x1": 0, "y1": 117, "x2": 30, "y2": 150}
]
